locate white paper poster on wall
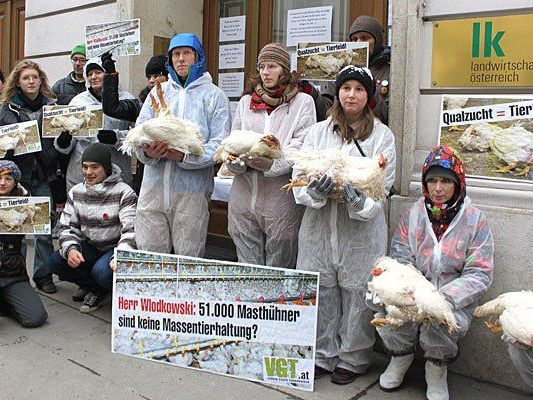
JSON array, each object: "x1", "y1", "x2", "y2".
[
  {"x1": 286, "y1": 6, "x2": 332, "y2": 47},
  {"x1": 219, "y1": 16, "x2": 246, "y2": 42},
  {"x1": 219, "y1": 44, "x2": 246, "y2": 69},
  {"x1": 219, "y1": 72, "x2": 245, "y2": 98}
]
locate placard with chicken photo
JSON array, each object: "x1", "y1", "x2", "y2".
[
  {"x1": 85, "y1": 19, "x2": 140, "y2": 59},
  {"x1": 112, "y1": 249, "x2": 319, "y2": 391},
  {"x1": 439, "y1": 95, "x2": 533, "y2": 181},
  {"x1": 296, "y1": 42, "x2": 368, "y2": 81},
  {"x1": 0, "y1": 196, "x2": 51, "y2": 235},
  {"x1": 42, "y1": 104, "x2": 103, "y2": 138},
  {"x1": 0, "y1": 120, "x2": 42, "y2": 157}
]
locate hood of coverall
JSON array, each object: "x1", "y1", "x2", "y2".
[{"x1": 167, "y1": 33, "x2": 206, "y2": 88}]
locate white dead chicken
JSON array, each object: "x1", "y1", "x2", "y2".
[
  {"x1": 0, "y1": 208, "x2": 27, "y2": 231},
  {"x1": 305, "y1": 54, "x2": 345, "y2": 76},
  {"x1": 50, "y1": 111, "x2": 93, "y2": 133},
  {"x1": 284, "y1": 148, "x2": 388, "y2": 201},
  {"x1": 458, "y1": 123, "x2": 503, "y2": 151},
  {"x1": 214, "y1": 130, "x2": 282, "y2": 164},
  {"x1": 368, "y1": 257, "x2": 459, "y2": 333},
  {"x1": 474, "y1": 291, "x2": 533, "y2": 348},
  {"x1": 489, "y1": 125, "x2": 533, "y2": 176},
  {"x1": 443, "y1": 96, "x2": 468, "y2": 110},
  {"x1": 120, "y1": 80, "x2": 204, "y2": 156},
  {"x1": 0, "y1": 129, "x2": 28, "y2": 158},
  {"x1": 17, "y1": 204, "x2": 40, "y2": 224}
]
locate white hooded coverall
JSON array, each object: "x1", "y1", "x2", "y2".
[
  {"x1": 135, "y1": 73, "x2": 230, "y2": 256},
  {"x1": 293, "y1": 117, "x2": 396, "y2": 373},
  {"x1": 228, "y1": 93, "x2": 316, "y2": 268}
]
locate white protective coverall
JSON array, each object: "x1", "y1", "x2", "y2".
[
  {"x1": 293, "y1": 117, "x2": 396, "y2": 373},
  {"x1": 135, "y1": 73, "x2": 230, "y2": 256},
  {"x1": 507, "y1": 343, "x2": 533, "y2": 390},
  {"x1": 377, "y1": 196, "x2": 494, "y2": 362},
  {"x1": 54, "y1": 57, "x2": 135, "y2": 192},
  {"x1": 228, "y1": 93, "x2": 316, "y2": 268}
]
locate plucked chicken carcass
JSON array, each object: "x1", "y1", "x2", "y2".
[
  {"x1": 214, "y1": 130, "x2": 282, "y2": 164},
  {"x1": 368, "y1": 257, "x2": 459, "y2": 333},
  {"x1": 0, "y1": 129, "x2": 27, "y2": 158},
  {"x1": 474, "y1": 291, "x2": 533, "y2": 347},
  {"x1": 305, "y1": 54, "x2": 344, "y2": 76},
  {"x1": 458, "y1": 123, "x2": 502, "y2": 151},
  {"x1": 50, "y1": 110, "x2": 93, "y2": 133},
  {"x1": 284, "y1": 148, "x2": 387, "y2": 201},
  {"x1": 120, "y1": 80, "x2": 204, "y2": 156}
]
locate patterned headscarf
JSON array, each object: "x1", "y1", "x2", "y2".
[
  {"x1": 0, "y1": 160, "x2": 22, "y2": 183},
  {"x1": 421, "y1": 146, "x2": 466, "y2": 240}
]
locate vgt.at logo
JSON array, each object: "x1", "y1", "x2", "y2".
[{"x1": 472, "y1": 21, "x2": 505, "y2": 58}]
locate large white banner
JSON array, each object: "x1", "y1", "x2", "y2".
[{"x1": 112, "y1": 249, "x2": 319, "y2": 391}]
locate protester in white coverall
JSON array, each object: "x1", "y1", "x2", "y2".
[
  {"x1": 225, "y1": 43, "x2": 316, "y2": 268},
  {"x1": 135, "y1": 33, "x2": 230, "y2": 256},
  {"x1": 54, "y1": 57, "x2": 135, "y2": 191},
  {"x1": 292, "y1": 66, "x2": 396, "y2": 384},
  {"x1": 507, "y1": 343, "x2": 533, "y2": 391},
  {"x1": 375, "y1": 146, "x2": 494, "y2": 400}
]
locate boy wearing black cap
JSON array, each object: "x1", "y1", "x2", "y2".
[{"x1": 45, "y1": 143, "x2": 137, "y2": 313}]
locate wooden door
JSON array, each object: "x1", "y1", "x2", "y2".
[{"x1": 0, "y1": 0, "x2": 25, "y2": 75}]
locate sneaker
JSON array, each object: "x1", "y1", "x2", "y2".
[
  {"x1": 379, "y1": 354, "x2": 415, "y2": 391},
  {"x1": 79, "y1": 292, "x2": 107, "y2": 313},
  {"x1": 314, "y1": 365, "x2": 331, "y2": 380},
  {"x1": 36, "y1": 280, "x2": 57, "y2": 294},
  {"x1": 72, "y1": 287, "x2": 88, "y2": 302},
  {"x1": 331, "y1": 367, "x2": 359, "y2": 385}
]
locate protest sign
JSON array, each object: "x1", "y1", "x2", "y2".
[
  {"x1": 296, "y1": 42, "x2": 368, "y2": 81},
  {"x1": 0, "y1": 197, "x2": 51, "y2": 235},
  {"x1": 287, "y1": 6, "x2": 332, "y2": 47},
  {"x1": 0, "y1": 120, "x2": 41, "y2": 156},
  {"x1": 86, "y1": 19, "x2": 140, "y2": 58},
  {"x1": 439, "y1": 95, "x2": 533, "y2": 181},
  {"x1": 112, "y1": 249, "x2": 319, "y2": 391},
  {"x1": 42, "y1": 104, "x2": 103, "y2": 137}
]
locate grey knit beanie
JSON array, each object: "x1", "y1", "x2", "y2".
[{"x1": 349, "y1": 15, "x2": 384, "y2": 57}]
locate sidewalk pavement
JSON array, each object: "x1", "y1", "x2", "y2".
[{"x1": 2, "y1": 280, "x2": 532, "y2": 400}]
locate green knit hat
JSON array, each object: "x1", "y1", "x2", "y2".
[{"x1": 70, "y1": 43, "x2": 86, "y2": 58}]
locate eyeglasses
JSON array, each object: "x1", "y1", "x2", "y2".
[
  {"x1": 71, "y1": 57, "x2": 88, "y2": 64},
  {"x1": 257, "y1": 63, "x2": 280, "y2": 72}
]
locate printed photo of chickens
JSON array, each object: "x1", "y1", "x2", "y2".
[
  {"x1": 296, "y1": 42, "x2": 368, "y2": 81},
  {"x1": 42, "y1": 104, "x2": 103, "y2": 138},
  {"x1": 112, "y1": 249, "x2": 318, "y2": 391},
  {"x1": 0, "y1": 120, "x2": 42, "y2": 157},
  {"x1": 0, "y1": 197, "x2": 51, "y2": 235},
  {"x1": 439, "y1": 95, "x2": 533, "y2": 181}
]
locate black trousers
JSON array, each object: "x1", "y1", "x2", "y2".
[{"x1": 0, "y1": 281, "x2": 48, "y2": 328}]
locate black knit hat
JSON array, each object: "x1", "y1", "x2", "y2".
[
  {"x1": 145, "y1": 55, "x2": 167, "y2": 76},
  {"x1": 82, "y1": 143, "x2": 112, "y2": 177},
  {"x1": 349, "y1": 15, "x2": 384, "y2": 57},
  {"x1": 424, "y1": 166, "x2": 459, "y2": 186},
  {"x1": 335, "y1": 65, "x2": 375, "y2": 102}
]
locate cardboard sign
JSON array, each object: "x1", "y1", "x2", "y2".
[
  {"x1": 86, "y1": 19, "x2": 140, "y2": 58},
  {"x1": 439, "y1": 95, "x2": 533, "y2": 181},
  {"x1": 42, "y1": 105, "x2": 103, "y2": 137},
  {"x1": 112, "y1": 249, "x2": 319, "y2": 391},
  {"x1": 296, "y1": 42, "x2": 368, "y2": 81},
  {"x1": 0, "y1": 197, "x2": 51, "y2": 235},
  {"x1": 0, "y1": 120, "x2": 41, "y2": 156}
]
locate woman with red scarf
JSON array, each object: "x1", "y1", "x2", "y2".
[
  {"x1": 225, "y1": 43, "x2": 316, "y2": 268},
  {"x1": 376, "y1": 146, "x2": 494, "y2": 400}
]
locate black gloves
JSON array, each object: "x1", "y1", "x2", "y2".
[
  {"x1": 97, "y1": 129, "x2": 117, "y2": 145},
  {"x1": 101, "y1": 51, "x2": 116, "y2": 74},
  {"x1": 4, "y1": 149, "x2": 15, "y2": 159},
  {"x1": 56, "y1": 131, "x2": 73, "y2": 149}
]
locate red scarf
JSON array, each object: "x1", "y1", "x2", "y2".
[{"x1": 250, "y1": 85, "x2": 297, "y2": 115}]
